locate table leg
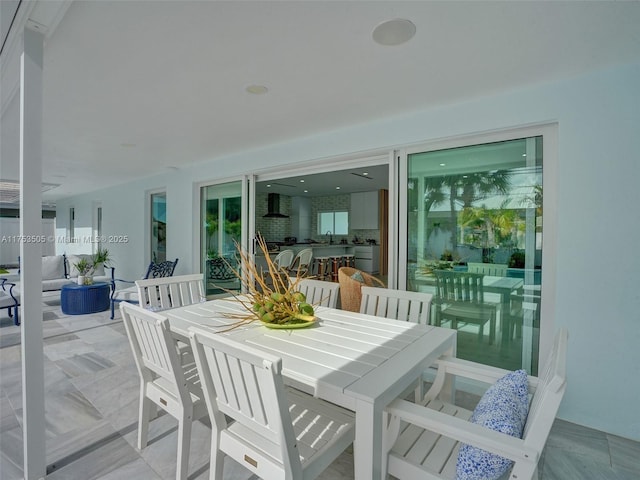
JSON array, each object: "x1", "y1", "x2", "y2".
[{"x1": 353, "y1": 399, "x2": 384, "y2": 480}]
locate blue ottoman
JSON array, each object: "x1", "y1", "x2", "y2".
[{"x1": 61, "y1": 282, "x2": 110, "y2": 315}]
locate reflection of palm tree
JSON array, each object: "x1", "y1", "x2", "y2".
[{"x1": 424, "y1": 171, "x2": 511, "y2": 255}]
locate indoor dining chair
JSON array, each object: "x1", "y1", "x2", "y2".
[
  {"x1": 287, "y1": 248, "x2": 313, "y2": 277},
  {"x1": 120, "y1": 302, "x2": 208, "y2": 480},
  {"x1": 189, "y1": 325, "x2": 355, "y2": 480},
  {"x1": 273, "y1": 249, "x2": 295, "y2": 270}
]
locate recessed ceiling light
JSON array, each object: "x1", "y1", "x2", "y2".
[
  {"x1": 363, "y1": 172, "x2": 369, "y2": 176},
  {"x1": 336, "y1": 186, "x2": 341, "y2": 190},
  {"x1": 246, "y1": 85, "x2": 268, "y2": 95},
  {"x1": 304, "y1": 190, "x2": 308, "y2": 193},
  {"x1": 372, "y1": 19, "x2": 416, "y2": 46},
  {"x1": 440, "y1": 163, "x2": 446, "y2": 167},
  {"x1": 266, "y1": 184, "x2": 271, "y2": 188},
  {"x1": 522, "y1": 153, "x2": 527, "y2": 157},
  {"x1": 300, "y1": 179, "x2": 305, "y2": 183}
]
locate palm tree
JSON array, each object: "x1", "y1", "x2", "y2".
[{"x1": 423, "y1": 170, "x2": 512, "y2": 256}]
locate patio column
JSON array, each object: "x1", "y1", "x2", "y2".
[{"x1": 20, "y1": 25, "x2": 46, "y2": 480}]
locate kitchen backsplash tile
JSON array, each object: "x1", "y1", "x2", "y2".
[{"x1": 255, "y1": 192, "x2": 379, "y2": 244}]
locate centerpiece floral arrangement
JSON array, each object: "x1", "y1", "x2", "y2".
[{"x1": 220, "y1": 236, "x2": 316, "y2": 328}]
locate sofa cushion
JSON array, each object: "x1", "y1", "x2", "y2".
[
  {"x1": 43, "y1": 278, "x2": 74, "y2": 291},
  {"x1": 42, "y1": 255, "x2": 66, "y2": 280},
  {"x1": 455, "y1": 369, "x2": 529, "y2": 480}
]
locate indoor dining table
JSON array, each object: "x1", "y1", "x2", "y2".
[{"x1": 164, "y1": 297, "x2": 457, "y2": 480}]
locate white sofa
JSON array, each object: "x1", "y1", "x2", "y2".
[{"x1": 38, "y1": 254, "x2": 110, "y2": 291}]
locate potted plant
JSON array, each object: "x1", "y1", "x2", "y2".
[
  {"x1": 73, "y1": 247, "x2": 111, "y2": 285},
  {"x1": 73, "y1": 258, "x2": 92, "y2": 285}
]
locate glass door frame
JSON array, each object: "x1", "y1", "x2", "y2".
[
  {"x1": 195, "y1": 175, "x2": 251, "y2": 296},
  {"x1": 398, "y1": 123, "x2": 558, "y2": 364},
  {"x1": 249, "y1": 152, "x2": 394, "y2": 280}
]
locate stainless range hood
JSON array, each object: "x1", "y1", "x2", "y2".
[{"x1": 263, "y1": 193, "x2": 289, "y2": 218}]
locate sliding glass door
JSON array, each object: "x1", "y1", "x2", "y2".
[
  {"x1": 150, "y1": 192, "x2": 166, "y2": 263},
  {"x1": 201, "y1": 181, "x2": 243, "y2": 296},
  {"x1": 405, "y1": 136, "x2": 543, "y2": 374}
]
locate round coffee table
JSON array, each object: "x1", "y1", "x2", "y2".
[{"x1": 61, "y1": 282, "x2": 110, "y2": 315}]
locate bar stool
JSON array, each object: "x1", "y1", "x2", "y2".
[
  {"x1": 342, "y1": 254, "x2": 355, "y2": 268},
  {"x1": 313, "y1": 256, "x2": 330, "y2": 280},
  {"x1": 328, "y1": 255, "x2": 343, "y2": 282}
]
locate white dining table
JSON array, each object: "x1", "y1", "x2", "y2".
[{"x1": 164, "y1": 297, "x2": 457, "y2": 480}]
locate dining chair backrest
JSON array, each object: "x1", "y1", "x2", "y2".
[
  {"x1": 273, "y1": 249, "x2": 295, "y2": 269},
  {"x1": 121, "y1": 302, "x2": 190, "y2": 405},
  {"x1": 466, "y1": 262, "x2": 508, "y2": 277},
  {"x1": 433, "y1": 270, "x2": 486, "y2": 304},
  {"x1": 294, "y1": 278, "x2": 340, "y2": 308},
  {"x1": 288, "y1": 248, "x2": 313, "y2": 276},
  {"x1": 360, "y1": 286, "x2": 433, "y2": 324},
  {"x1": 189, "y1": 327, "x2": 304, "y2": 477},
  {"x1": 136, "y1": 273, "x2": 205, "y2": 311}
]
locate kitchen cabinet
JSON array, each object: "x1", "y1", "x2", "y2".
[
  {"x1": 354, "y1": 245, "x2": 380, "y2": 274},
  {"x1": 350, "y1": 191, "x2": 379, "y2": 230}
]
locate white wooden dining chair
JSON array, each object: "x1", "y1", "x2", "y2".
[
  {"x1": 433, "y1": 270, "x2": 497, "y2": 344},
  {"x1": 188, "y1": 325, "x2": 355, "y2": 480},
  {"x1": 360, "y1": 286, "x2": 433, "y2": 324},
  {"x1": 467, "y1": 262, "x2": 508, "y2": 277},
  {"x1": 135, "y1": 273, "x2": 205, "y2": 311},
  {"x1": 383, "y1": 328, "x2": 568, "y2": 480},
  {"x1": 120, "y1": 302, "x2": 208, "y2": 480},
  {"x1": 294, "y1": 277, "x2": 341, "y2": 308}
]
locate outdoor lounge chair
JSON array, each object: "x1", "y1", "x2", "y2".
[{"x1": 110, "y1": 258, "x2": 178, "y2": 319}]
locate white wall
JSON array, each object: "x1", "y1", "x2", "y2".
[{"x1": 56, "y1": 62, "x2": 640, "y2": 441}]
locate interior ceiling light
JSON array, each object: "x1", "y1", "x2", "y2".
[
  {"x1": 372, "y1": 18, "x2": 416, "y2": 46},
  {"x1": 246, "y1": 85, "x2": 268, "y2": 95}
]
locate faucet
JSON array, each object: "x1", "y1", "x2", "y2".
[{"x1": 326, "y1": 230, "x2": 333, "y2": 245}]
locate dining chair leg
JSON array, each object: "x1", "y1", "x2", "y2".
[
  {"x1": 176, "y1": 411, "x2": 192, "y2": 480},
  {"x1": 209, "y1": 433, "x2": 225, "y2": 480},
  {"x1": 138, "y1": 393, "x2": 153, "y2": 449}
]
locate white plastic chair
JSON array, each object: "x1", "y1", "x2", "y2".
[
  {"x1": 360, "y1": 286, "x2": 433, "y2": 324},
  {"x1": 294, "y1": 278, "x2": 340, "y2": 308},
  {"x1": 189, "y1": 325, "x2": 355, "y2": 480},
  {"x1": 273, "y1": 249, "x2": 295, "y2": 270},
  {"x1": 120, "y1": 302, "x2": 208, "y2": 480},
  {"x1": 383, "y1": 328, "x2": 568, "y2": 480},
  {"x1": 135, "y1": 273, "x2": 205, "y2": 311}
]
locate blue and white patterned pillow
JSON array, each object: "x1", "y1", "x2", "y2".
[{"x1": 455, "y1": 369, "x2": 529, "y2": 480}]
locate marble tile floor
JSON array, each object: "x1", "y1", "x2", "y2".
[{"x1": 0, "y1": 292, "x2": 638, "y2": 480}]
